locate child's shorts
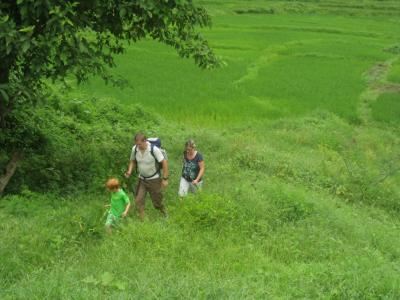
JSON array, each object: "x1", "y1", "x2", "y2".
[{"x1": 105, "y1": 213, "x2": 120, "y2": 226}]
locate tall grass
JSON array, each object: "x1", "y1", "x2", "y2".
[{"x1": 2, "y1": 110, "x2": 400, "y2": 298}]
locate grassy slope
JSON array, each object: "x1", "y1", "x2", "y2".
[
  {"x1": 1, "y1": 116, "x2": 400, "y2": 298},
  {"x1": 1, "y1": 0, "x2": 400, "y2": 298}
]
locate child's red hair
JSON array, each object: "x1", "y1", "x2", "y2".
[{"x1": 106, "y1": 178, "x2": 120, "y2": 190}]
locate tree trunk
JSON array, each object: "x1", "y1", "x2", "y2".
[{"x1": 0, "y1": 151, "x2": 22, "y2": 196}]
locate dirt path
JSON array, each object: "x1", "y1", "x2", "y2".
[{"x1": 358, "y1": 57, "x2": 400, "y2": 124}]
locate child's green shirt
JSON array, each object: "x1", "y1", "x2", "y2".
[{"x1": 110, "y1": 189, "x2": 130, "y2": 217}]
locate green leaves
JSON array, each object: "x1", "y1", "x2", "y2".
[
  {"x1": 0, "y1": 88, "x2": 9, "y2": 103},
  {"x1": 0, "y1": 15, "x2": 9, "y2": 23},
  {"x1": 21, "y1": 40, "x2": 30, "y2": 53},
  {"x1": 18, "y1": 25, "x2": 35, "y2": 33},
  {"x1": 119, "y1": 7, "x2": 127, "y2": 18}
]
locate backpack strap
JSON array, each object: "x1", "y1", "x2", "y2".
[
  {"x1": 151, "y1": 144, "x2": 162, "y2": 176},
  {"x1": 133, "y1": 145, "x2": 138, "y2": 161},
  {"x1": 150, "y1": 144, "x2": 156, "y2": 160},
  {"x1": 139, "y1": 144, "x2": 161, "y2": 179}
]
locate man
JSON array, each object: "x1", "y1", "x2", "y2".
[{"x1": 125, "y1": 133, "x2": 168, "y2": 220}]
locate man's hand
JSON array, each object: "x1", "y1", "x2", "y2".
[
  {"x1": 192, "y1": 179, "x2": 199, "y2": 185},
  {"x1": 161, "y1": 179, "x2": 168, "y2": 188},
  {"x1": 125, "y1": 161, "x2": 136, "y2": 178}
]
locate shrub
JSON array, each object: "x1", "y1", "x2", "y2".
[{"x1": 3, "y1": 95, "x2": 159, "y2": 195}]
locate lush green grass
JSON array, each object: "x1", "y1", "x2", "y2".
[
  {"x1": 2, "y1": 190, "x2": 400, "y2": 299},
  {"x1": 371, "y1": 93, "x2": 400, "y2": 124},
  {"x1": 388, "y1": 59, "x2": 400, "y2": 83},
  {"x1": 2, "y1": 110, "x2": 400, "y2": 298},
  {"x1": 2, "y1": 0, "x2": 400, "y2": 298}
]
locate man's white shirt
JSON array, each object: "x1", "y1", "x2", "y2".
[{"x1": 130, "y1": 142, "x2": 164, "y2": 179}]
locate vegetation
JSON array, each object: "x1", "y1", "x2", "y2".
[
  {"x1": 3, "y1": 95, "x2": 160, "y2": 194},
  {"x1": 0, "y1": 0, "x2": 218, "y2": 194},
  {"x1": 1, "y1": 0, "x2": 400, "y2": 298},
  {"x1": 387, "y1": 59, "x2": 400, "y2": 83},
  {"x1": 372, "y1": 93, "x2": 400, "y2": 124},
  {"x1": 78, "y1": 6, "x2": 399, "y2": 125}
]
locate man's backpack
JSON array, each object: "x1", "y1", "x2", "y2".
[{"x1": 133, "y1": 137, "x2": 167, "y2": 178}]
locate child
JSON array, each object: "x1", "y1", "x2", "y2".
[{"x1": 105, "y1": 178, "x2": 131, "y2": 234}]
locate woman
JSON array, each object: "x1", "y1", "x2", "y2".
[{"x1": 178, "y1": 139, "x2": 205, "y2": 197}]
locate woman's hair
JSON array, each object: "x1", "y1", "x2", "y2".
[
  {"x1": 106, "y1": 178, "x2": 120, "y2": 190},
  {"x1": 185, "y1": 139, "x2": 196, "y2": 150}
]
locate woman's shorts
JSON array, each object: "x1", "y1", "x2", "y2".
[{"x1": 178, "y1": 177, "x2": 203, "y2": 197}]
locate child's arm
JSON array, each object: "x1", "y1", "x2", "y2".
[{"x1": 121, "y1": 202, "x2": 131, "y2": 218}]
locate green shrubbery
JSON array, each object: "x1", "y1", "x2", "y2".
[{"x1": 2, "y1": 95, "x2": 158, "y2": 194}]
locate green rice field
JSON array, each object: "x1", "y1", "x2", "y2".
[{"x1": 78, "y1": 1, "x2": 400, "y2": 126}]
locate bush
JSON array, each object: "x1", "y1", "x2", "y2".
[{"x1": 3, "y1": 95, "x2": 159, "y2": 195}]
